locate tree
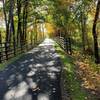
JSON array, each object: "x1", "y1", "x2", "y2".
[{"x1": 92, "y1": 0, "x2": 100, "y2": 63}]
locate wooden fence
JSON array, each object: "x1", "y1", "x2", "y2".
[
  {"x1": 55, "y1": 36, "x2": 72, "y2": 55},
  {"x1": 0, "y1": 40, "x2": 42, "y2": 63}
]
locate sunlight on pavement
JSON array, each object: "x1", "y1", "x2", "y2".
[
  {"x1": 14, "y1": 82, "x2": 28, "y2": 98},
  {"x1": 27, "y1": 71, "x2": 35, "y2": 77},
  {"x1": 37, "y1": 93, "x2": 49, "y2": 100},
  {"x1": 4, "y1": 81, "x2": 29, "y2": 100},
  {"x1": 39, "y1": 38, "x2": 55, "y2": 46},
  {"x1": 1, "y1": 37, "x2": 61, "y2": 100}
]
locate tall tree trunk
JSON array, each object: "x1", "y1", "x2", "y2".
[
  {"x1": 10, "y1": 0, "x2": 16, "y2": 55},
  {"x1": 23, "y1": 0, "x2": 28, "y2": 42},
  {"x1": 34, "y1": 18, "x2": 37, "y2": 43},
  {"x1": 81, "y1": 11, "x2": 86, "y2": 52},
  {"x1": 2, "y1": 0, "x2": 10, "y2": 42},
  {"x1": 17, "y1": 0, "x2": 22, "y2": 46},
  {"x1": 92, "y1": 0, "x2": 100, "y2": 64}
]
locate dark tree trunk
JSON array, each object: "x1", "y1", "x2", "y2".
[
  {"x1": 0, "y1": 33, "x2": 2, "y2": 63},
  {"x1": 23, "y1": 0, "x2": 28, "y2": 42},
  {"x1": 2, "y1": 0, "x2": 10, "y2": 42},
  {"x1": 92, "y1": 0, "x2": 100, "y2": 64},
  {"x1": 81, "y1": 11, "x2": 86, "y2": 52},
  {"x1": 10, "y1": 0, "x2": 16, "y2": 55},
  {"x1": 17, "y1": 0, "x2": 22, "y2": 46}
]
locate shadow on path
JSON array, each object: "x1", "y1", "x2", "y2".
[{"x1": 0, "y1": 38, "x2": 62, "y2": 100}]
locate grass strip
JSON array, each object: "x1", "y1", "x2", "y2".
[{"x1": 55, "y1": 44, "x2": 87, "y2": 100}]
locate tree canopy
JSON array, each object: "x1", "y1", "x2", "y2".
[{"x1": 0, "y1": 0, "x2": 99, "y2": 63}]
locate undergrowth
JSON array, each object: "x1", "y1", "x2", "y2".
[{"x1": 55, "y1": 43, "x2": 100, "y2": 100}]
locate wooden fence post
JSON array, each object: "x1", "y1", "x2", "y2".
[
  {"x1": 64, "y1": 38, "x2": 69, "y2": 53},
  {"x1": 64, "y1": 37, "x2": 72, "y2": 55},
  {"x1": 20, "y1": 41, "x2": 23, "y2": 53},
  {"x1": 68, "y1": 37, "x2": 72, "y2": 55},
  {"x1": 0, "y1": 51, "x2": 1, "y2": 63},
  {"x1": 5, "y1": 43, "x2": 8, "y2": 60},
  {"x1": 13, "y1": 41, "x2": 16, "y2": 56},
  {"x1": 0, "y1": 33, "x2": 2, "y2": 63}
]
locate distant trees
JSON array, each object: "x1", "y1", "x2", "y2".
[
  {"x1": 50, "y1": 0, "x2": 100, "y2": 63},
  {"x1": 0, "y1": 0, "x2": 100, "y2": 63},
  {"x1": 2, "y1": 0, "x2": 10, "y2": 42},
  {"x1": 0, "y1": 0, "x2": 46, "y2": 59},
  {"x1": 2, "y1": 0, "x2": 46, "y2": 45},
  {"x1": 17, "y1": 0, "x2": 29, "y2": 47}
]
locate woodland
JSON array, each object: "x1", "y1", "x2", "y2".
[{"x1": 0, "y1": 0, "x2": 100, "y2": 100}]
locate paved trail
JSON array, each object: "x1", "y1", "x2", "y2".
[{"x1": 0, "y1": 39, "x2": 62, "y2": 100}]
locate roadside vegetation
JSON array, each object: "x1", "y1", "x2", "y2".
[
  {"x1": 0, "y1": 0, "x2": 100, "y2": 99},
  {"x1": 0, "y1": 54, "x2": 24, "y2": 71},
  {"x1": 55, "y1": 44, "x2": 100, "y2": 100}
]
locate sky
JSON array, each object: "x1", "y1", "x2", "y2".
[{"x1": 0, "y1": 1, "x2": 3, "y2": 8}]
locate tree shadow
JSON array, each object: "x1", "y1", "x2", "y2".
[{"x1": 0, "y1": 45, "x2": 62, "y2": 100}]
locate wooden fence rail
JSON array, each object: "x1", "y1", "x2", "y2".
[
  {"x1": 0, "y1": 40, "x2": 43, "y2": 63},
  {"x1": 55, "y1": 36, "x2": 72, "y2": 55}
]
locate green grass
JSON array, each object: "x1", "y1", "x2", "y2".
[
  {"x1": 0, "y1": 54, "x2": 24, "y2": 71},
  {"x1": 55, "y1": 44, "x2": 88, "y2": 100},
  {"x1": 0, "y1": 41, "x2": 42, "y2": 71}
]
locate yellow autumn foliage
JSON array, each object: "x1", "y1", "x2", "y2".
[{"x1": 45, "y1": 23, "x2": 56, "y2": 37}]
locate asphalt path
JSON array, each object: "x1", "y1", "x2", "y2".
[{"x1": 0, "y1": 38, "x2": 62, "y2": 100}]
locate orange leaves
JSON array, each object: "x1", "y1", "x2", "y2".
[
  {"x1": 45, "y1": 23, "x2": 56, "y2": 37},
  {"x1": 76, "y1": 60, "x2": 100, "y2": 96}
]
